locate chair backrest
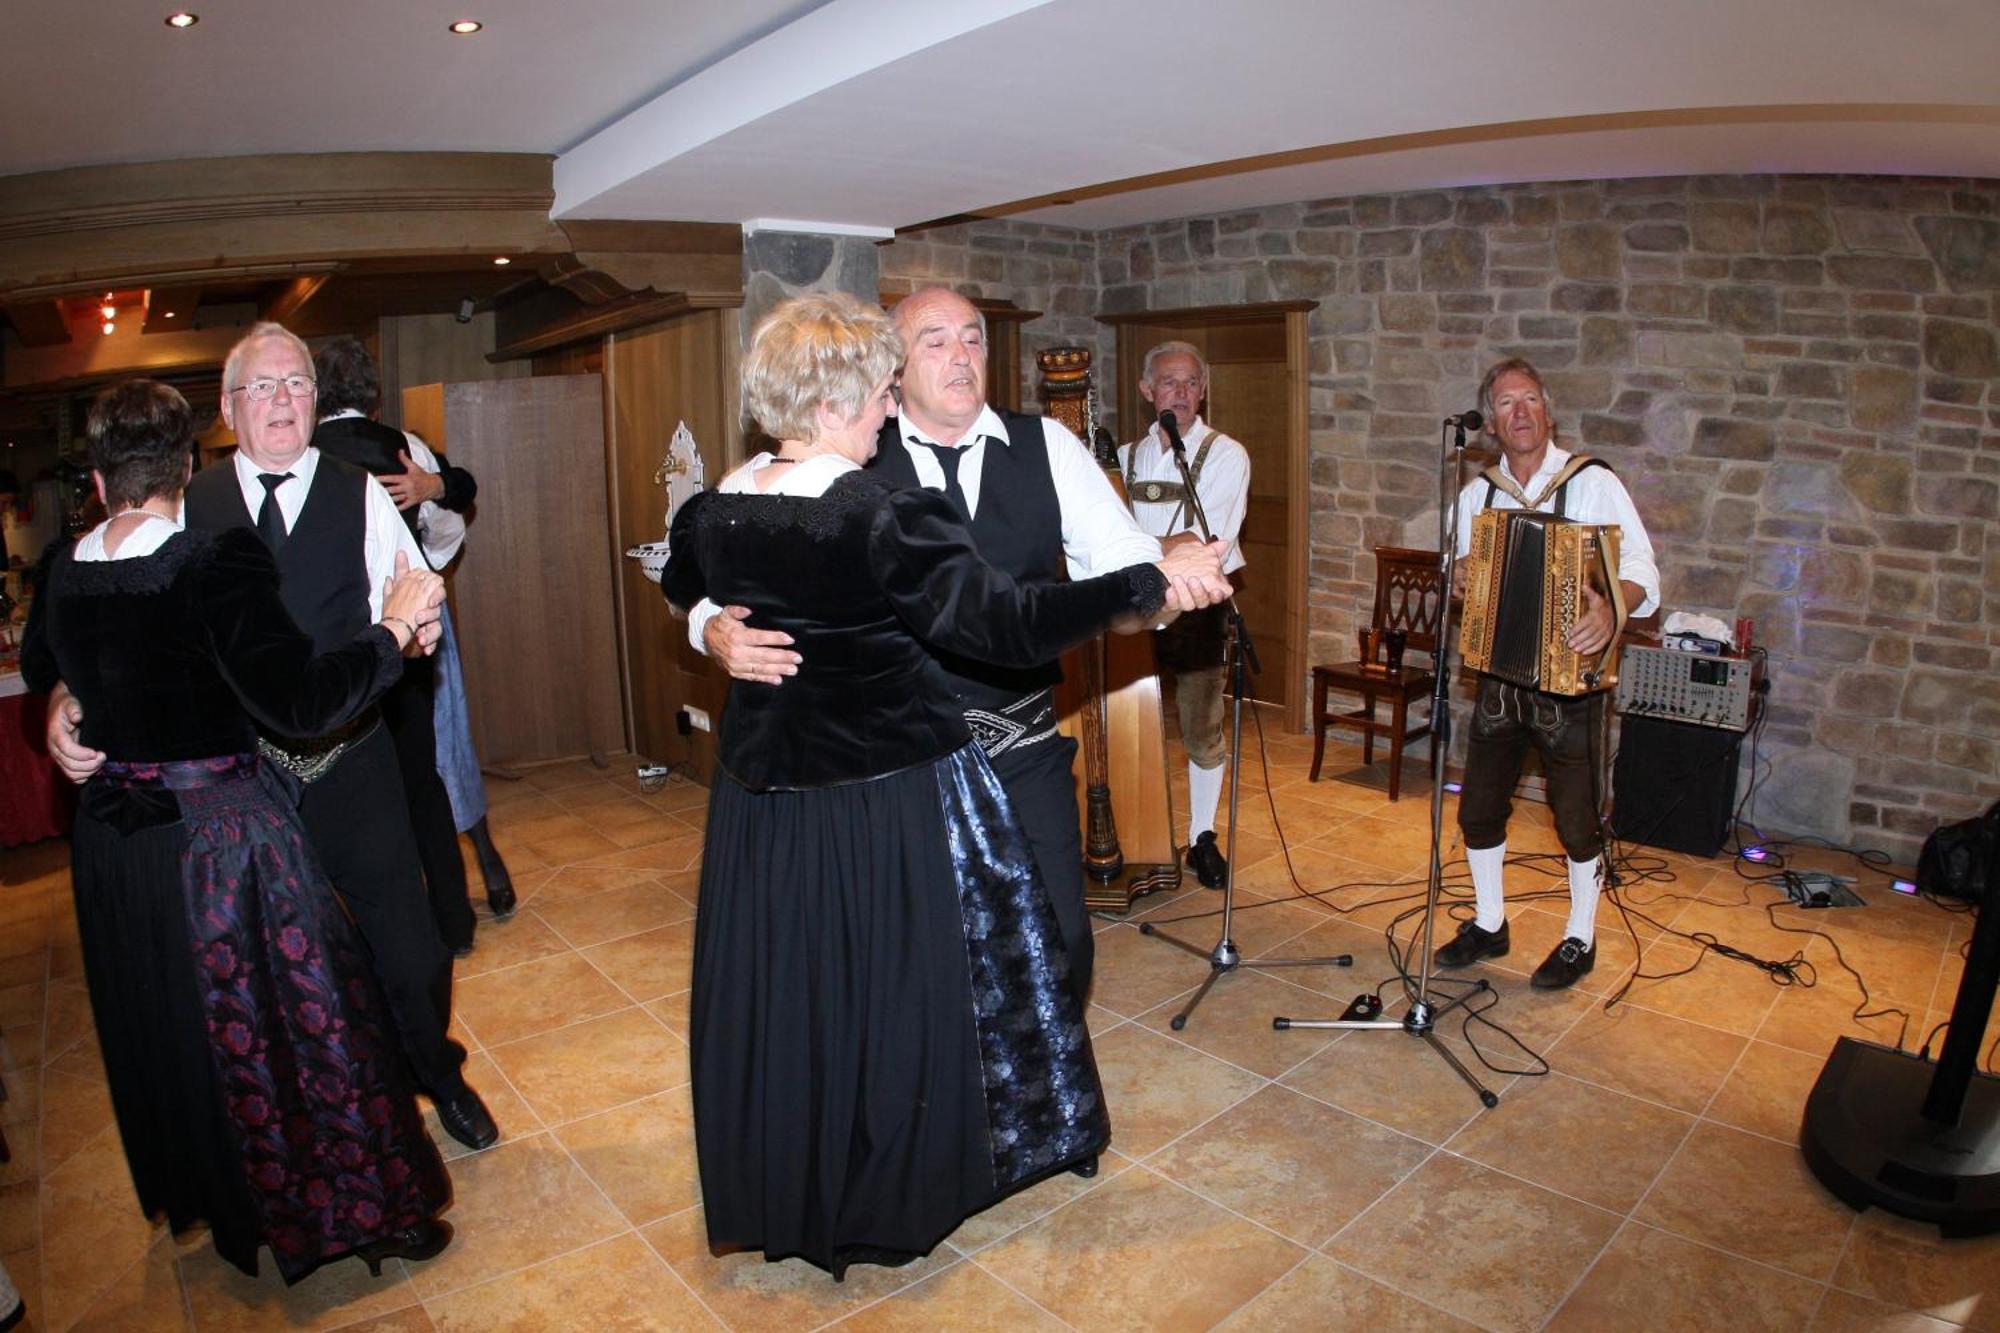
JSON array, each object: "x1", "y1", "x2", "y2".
[{"x1": 1370, "y1": 546, "x2": 1445, "y2": 654}]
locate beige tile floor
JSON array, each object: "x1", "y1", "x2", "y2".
[{"x1": 2, "y1": 714, "x2": 1996, "y2": 1330}]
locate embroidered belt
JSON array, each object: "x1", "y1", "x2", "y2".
[
  {"x1": 965, "y1": 688, "x2": 1059, "y2": 758},
  {"x1": 258, "y1": 716, "x2": 380, "y2": 785}
]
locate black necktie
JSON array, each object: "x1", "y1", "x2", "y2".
[
  {"x1": 917, "y1": 442, "x2": 970, "y2": 518},
  {"x1": 256, "y1": 472, "x2": 293, "y2": 552}
]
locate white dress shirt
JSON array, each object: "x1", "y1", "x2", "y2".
[
  {"x1": 231, "y1": 448, "x2": 426, "y2": 620},
  {"x1": 686, "y1": 409, "x2": 1163, "y2": 650},
  {"x1": 1116, "y1": 417, "x2": 1249, "y2": 575},
  {"x1": 1451, "y1": 442, "x2": 1661, "y2": 617}
]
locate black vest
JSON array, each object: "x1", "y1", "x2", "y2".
[
  {"x1": 312, "y1": 414, "x2": 422, "y2": 542},
  {"x1": 185, "y1": 455, "x2": 372, "y2": 654},
  {"x1": 868, "y1": 412, "x2": 1066, "y2": 707}
]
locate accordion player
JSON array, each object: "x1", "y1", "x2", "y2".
[{"x1": 1458, "y1": 510, "x2": 1628, "y2": 696}]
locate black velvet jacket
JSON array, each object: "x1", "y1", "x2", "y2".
[
  {"x1": 22, "y1": 526, "x2": 404, "y2": 763},
  {"x1": 663, "y1": 472, "x2": 1165, "y2": 791}
]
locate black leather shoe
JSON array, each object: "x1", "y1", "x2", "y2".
[
  {"x1": 448, "y1": 940, "x2": 474, "y2": 960},
  {"x1": 1187, "y1": 831, "x2": 1228, "y2": 889},
  {"x1": 354, "y1": 1219, "x2": 453, "y2": 1276},
  {"x1": 1531, "y1": 937, "x2": 1596, "y2": 990},
  {"x1": 1434, "y1": 919, "x2": 1510, "y2": 969},
  {"x1": 1069, "y1": 1155, "x2": 1099, "y2": 1179},
  {"x1": 434, "y1": 1088, "x2": 499, "y2": 1151}
]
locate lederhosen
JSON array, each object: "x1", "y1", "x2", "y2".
[
  {"x1": 1460, "y1": 454, "x2": 1616, "y2": 860},
  {"x1": 1125, "y1": 432, "x2": 1227, "y2": 672}
]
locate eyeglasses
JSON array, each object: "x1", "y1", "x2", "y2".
[{"x1": 230, "y1": 375, "x2": 317, "y2": 401}]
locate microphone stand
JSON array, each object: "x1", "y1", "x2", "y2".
[
  {"x1": 1273, "y1": 414, "x2": 1498, "y2": 1110},
  {"x1": 1139, "y1": 412, "x2": 1352, "y2": 1029}
]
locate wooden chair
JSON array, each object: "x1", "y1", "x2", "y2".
[{"x1": 1310, "y1": 546, "x2": 1444, "y2": 801}]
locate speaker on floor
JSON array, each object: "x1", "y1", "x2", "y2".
[{"x1": 1609, "y1": 713, "x2": 1742, "y2": 858}]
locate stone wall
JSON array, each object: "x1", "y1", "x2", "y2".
[
  {"x1": 740, "y1": 230, "x2": 881, "y2": 340},
  {"x1": 878, "y1": 176, "x2": 2000, "y2": 864}
]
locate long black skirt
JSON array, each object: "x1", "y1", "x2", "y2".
[
  {"x1": 690, "y1": 743, "x2": 1107, "y2": 1278},
  {"x1": 71, "y1": 756, "x2": 449, "y2": 1283}
]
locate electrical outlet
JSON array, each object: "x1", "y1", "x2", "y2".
[{"x1": 683, "y1": 706, "x2": 712, "y2": 733}]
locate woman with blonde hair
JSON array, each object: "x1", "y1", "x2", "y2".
[{"x1": 664, "y1": 292, "x2": 1223, "y2": 1277}]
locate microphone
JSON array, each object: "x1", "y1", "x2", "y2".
[
  {"x1": 1158, "y1": 409, "x2": 1187, "y2": 457},
  {"x1": 1445, "y1": 410, "x2": 1483, "y2": 430}
]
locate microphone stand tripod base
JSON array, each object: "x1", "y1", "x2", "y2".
[{"x1": 1140, "y1": 918, "x2": 1351, "y2": 1032}]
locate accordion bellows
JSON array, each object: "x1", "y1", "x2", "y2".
[{"x1": 1459, "y1": 510, "x2": 1627, "y2": 696}]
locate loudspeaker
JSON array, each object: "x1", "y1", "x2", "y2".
[{"x1": 1610, "y1": 713, "x2": 1742, "y2": 857}]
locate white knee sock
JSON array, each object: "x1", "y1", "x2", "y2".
[
  {"x1": 1468, "y1": 843, "x2": 1507, "y2": 932},
  {"x1": 1564, "y1": 856, "x2": 1602, "y2": 944},
  {"x1": 1188, "y1": 760, "x2": 1226, "y2": 841}
]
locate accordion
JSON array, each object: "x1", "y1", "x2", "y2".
[{"x1": 1458, "y1": 510, "x2": 1627, "y2": 696}]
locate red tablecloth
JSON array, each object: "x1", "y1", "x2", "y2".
[{"x1": 0, "y1": 688, "x2": 73, "y2": 847}]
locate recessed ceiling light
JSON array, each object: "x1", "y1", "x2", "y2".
[
  {"x1": 492, "y1": 256, "x2": 511, "y2": 265},
  {"x1": 102, "y1": 321, "x2": 116, "y2": 336},
  {"x1": 100, "y1": 303, "x2": 117, "y2": 320},
  {"x1": 448, "y1": 20, "x2": 483, "y2": 34},
  {"x1": 164, "y1": 310, "x2": 177, "y2": 319},
  {"x1": 165, "y1": 12, "x2": 198, "y2": 28}
]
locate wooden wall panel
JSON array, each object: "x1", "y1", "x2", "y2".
[
  {"x1": 403, "y1": 375, "x2": 622, "y2": 766},
  {"x1": 377, "y1": 313, "x2": 526, "y2": 430},
  {"x1": 604, "y1": 308, "x2": 741, "y2": 775}
]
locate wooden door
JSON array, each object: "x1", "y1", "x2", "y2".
[
  {"x1": 604, "y1": 308, "x2": 741, "y2": 774},
  {"x1": 1106, "y1": 304, "x2": 1310, "y2": 729},
  {"x1": 402, "y1": 375, "x2": 622, "y2": 767}
]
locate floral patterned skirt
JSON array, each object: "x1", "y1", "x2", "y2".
[{"x1": 72, "y1": 755, "x2": 449, "y2": 1283}]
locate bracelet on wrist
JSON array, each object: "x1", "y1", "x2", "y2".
[{"x1": 382, "y1": 616, "x2": 416, "y2": 644}]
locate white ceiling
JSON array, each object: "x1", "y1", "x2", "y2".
[{"x1": 6, "y1": 0, "x2": 1998, "y2": 235}]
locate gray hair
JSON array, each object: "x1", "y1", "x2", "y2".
[
  {"x1": 742, "y1": 293, "x2": 902, "y2": 443},
  {"x1": 1141, "y1": 340, "x2": 1208, "y2": 386},
  {"x1": 1477, "y1": 357, "x2": 1557, "y2": 429},
  {"x1": 222, "y1": 321, "x2": 314, "y2": 393}
]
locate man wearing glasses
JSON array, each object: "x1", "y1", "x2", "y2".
[{"x1": 46, "y1": 322, "x2": 499, "y2": 1153}]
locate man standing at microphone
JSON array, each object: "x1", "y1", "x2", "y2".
[{"x1": 1118, "y1": 342, "x2": 1251, "y2": 888}]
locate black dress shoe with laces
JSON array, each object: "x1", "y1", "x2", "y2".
[
  {"x1": 434, "y1": 1088, "x2": 499, "y2": 1151},
  {"x1": 354, "y1": 1219, "x2": 453, "y2": 1276},
  {"x1": 1187, "y1": 831, "x2": 1228, "y2": 889},
  {"x1": 1433, "y1": 918, "x2": 1510, "y2": 969},
  {"x1": 1531, "y1": 937, "x2": 1596, "y2": 990}
]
